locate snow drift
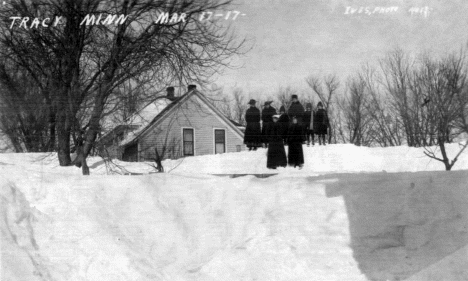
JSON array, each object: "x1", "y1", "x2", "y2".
[
  {"x1": 324, "y1": 171, "x2": 468, "y2": 280},
  {"x1": 1, "y1": 144, "x2": 468, "y2": 280}
]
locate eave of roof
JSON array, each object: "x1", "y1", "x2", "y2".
[
  {"x1": 98, "y1": 124, "x2": 139, "y2": 144},
  {"x1": 120, "y1": 93, "x2": 189, "y2": 146}
]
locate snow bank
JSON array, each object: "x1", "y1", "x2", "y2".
[
  {"x1": 1, "y1": 171, "x2": 366, "y2": 280},
  {"x1": 1, "y1": 144, "x2": 468, "y2": 280},
  {"x1": 160, "y1": 143, "x2": 468, "y2": 175},
  {"x1": 325, "y1": 170, "x2": 468, "y2": 280},
  {"x1": 1, "y1": 143, "x2": 467, "y2": 176}
]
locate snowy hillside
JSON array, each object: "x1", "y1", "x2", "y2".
[{"x1": 1, "y1": 144, "x2": 468, "y2": 281}]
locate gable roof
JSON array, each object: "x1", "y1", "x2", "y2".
[
  {"x1": 98, "y1": 124, "x2": 139, "y2": 145},
  {"x1": 119, "y1": 94, "x2": 186, "y2": 146},
  {"x1": 98, "y1": 95, "x2": 176, "y2": 145},
  {"x1": 126, "y1": 98, "x2": 173, "y2": 126},
  {"x1": 121, "y1": 89, "x2": 244, "y2": 146}
]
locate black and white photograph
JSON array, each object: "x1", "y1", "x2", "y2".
[{"x1": 1, "y1": 0, "x2": 468, "y2": 280}]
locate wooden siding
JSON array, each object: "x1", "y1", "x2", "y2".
[
  {"x1": 98, "y1": 126, "x2": 137, "y2": 159},
  {"x1": 99, "y1": 136, "x2": 123, "y2": 159},
  {"x1": 137, "y1": 94, "x2": 244, "y2": 161}
]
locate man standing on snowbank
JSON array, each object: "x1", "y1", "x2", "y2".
[
  {"x1": 244, "y1": 99, "x2": 262, "y2": 151},
  {"x1": 288, "y1": 95, "x2": 305, "y2": 125}
]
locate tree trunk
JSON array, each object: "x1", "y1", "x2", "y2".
[
  {"x1": 73, "y1": 144, "x2": 90, "y2": 175},
  {"x1": 438, "y1": 137, "x2": 452, "y2": 171},
  {"x1": 56, "y1": 109, "x2": 71, "y2": 166},
  {"x1": 80, "y1": 96, "x2": 105, "y2": 159},
  {"x1": 76, "y1": 81, "x2": 110, "y2": 175},
  {"x1": 82, "y1": 157, "x2": 90, "y2": 175},
  {"x1": 154, "y1": 148, "x2": 164, "y2": 172},
  {"x1": 48, "y1": 111, "x2": 56, "y2": 152}
]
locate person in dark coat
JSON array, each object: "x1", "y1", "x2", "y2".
[
  {"x1": 277, "y1": 105, "x2": 290, "y2": 144},
  {"x1": 287, "y1": 116, "x2": 305, "y2": 168},
  {"x1": 261, "y1": 101, "x2": 276, "y2": 147},
  {"x1": 266, "y1": 115, "x2": 287, "y2": 169},
  {"x1": 313, "y1": 101, "x2": 329, "y2": 145},
  {"x1": 303, "y1": 103, "x2": 315, "y2": 146},
  {"x1": 244, "y1": 99, "x2": 262, "y2": 151},
  {"x1": 288, "y1": 94, "x2": 305, "y2": 125}
]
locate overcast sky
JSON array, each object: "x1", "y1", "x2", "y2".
[{"x1": 213, "y1": 0, "x2": 468, "y2": 96}]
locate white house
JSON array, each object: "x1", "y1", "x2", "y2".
[{"x1": 98, "y1": 85, "x2": 245, "y2": 161}]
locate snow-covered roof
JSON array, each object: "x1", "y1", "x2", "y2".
[
  {"x1": 119, "y1": 98, "x2": 173, "y2": 145},
  {"x1": 126, "y1": 98, "x2": 173, "y2": 126}
]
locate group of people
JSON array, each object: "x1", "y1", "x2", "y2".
[{"x1": 243, "y1": 94, "x2": 330, "y2": 169}]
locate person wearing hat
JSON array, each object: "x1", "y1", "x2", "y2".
[
  {"x1": 287, "y1": 116, "x2": 305, "y2": 168},
  {"x1": 303, "y1": 103, "x2": 315, "y2": 146},
  {"x1": 313, "y1": 101, "x2": 330, "y2": 145},
  {"x1": 287, "y1": 94, "x2": 305, "y2": 126},
  {"x1": 266, "y1": 114, "x2": 287, "y2": 169},
  {"x1": 261, "y1": 101, "x2": 277, "y2": 148},
  {"x1": 278, "y1": 105, "x2": 290, "y2": 144},
  {"x1": 244, "y1": 99, "x2": 262, "y2": 151}
]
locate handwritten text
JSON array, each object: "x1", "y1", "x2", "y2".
[{"x1": 9, "y1": 14, "x2": 128, "y2": 29}]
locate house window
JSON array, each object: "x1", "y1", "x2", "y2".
[
  {"x1": 214, "y1": 129, "x2": 226, "y2": 154},
  {"x1": 183, "y1": 128, "x2": 194, "y2": 156},
  {"x1": 236, "y1": 145, "x2": 241, "y2": 152}
]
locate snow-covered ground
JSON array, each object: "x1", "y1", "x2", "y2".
[{"x1": 1, "y1": 143, "x2": 468, "y2": 280}]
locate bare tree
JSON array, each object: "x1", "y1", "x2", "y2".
[
  {"x1": 1, "y1": 0, "x2": 247, "y2": 174},
  {"x1": 306, "y1": 74, "x2": 340, "y2": 143},
  {"x1": 274, "y1": 85, "x2": 297, "y2": 110},
  {"x1": 207, "y1": 86, "x2": 247, "y2": 125},
  {"x1": 209, "y1": 86, "x2": 233, "y2": 120},
  {"x1": 337, "y1": 74, "x2": 374, "y2": 146},
  {"x1": 359, "y1": 64, "x2": 403, "y2": 147},
  {"x1": 0, "y1": 62, "x2": 51, "y2": 152},
  {"x1": 378, "y1": 48, "x2": 431, "y2": 147},
  {"x1": 231, "y1": 88, "x2": 248, "y2": 125},
  {"x1": 306, "y1": 74, "x2": 339, "y2": 108},
  {"x1": 420, "y1": 51, "x2": 468, "y2": 170}
]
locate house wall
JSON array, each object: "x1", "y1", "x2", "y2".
[
  {"x1": 99, "y1": 136, "x2": 123, "y2": 159},
  {"x1": 138, "y1": 95, "x2": 245, "y2": 161},
  {"x1": 98, "y1": 127, "x2": 140, "y2": 160}
]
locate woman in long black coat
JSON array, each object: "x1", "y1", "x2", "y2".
[
  {"x1": 261, "y1": 101, "x2": 277, "y2": 147},
  {"x1": 244, "y1": 99, "x2": 262, "y2": 151},
  {"x1": 287, "y1": 116, "x2": 305, "y2": 168},
  {"x1": 266, "y1": 115, "x2": 287, "y2": 169},
  {"x1": 278, "y1": 105, "x2": 290, "y2": 144},
  {"x1": 313, "y1": 101, "x2": 329, "y2": 145}
]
